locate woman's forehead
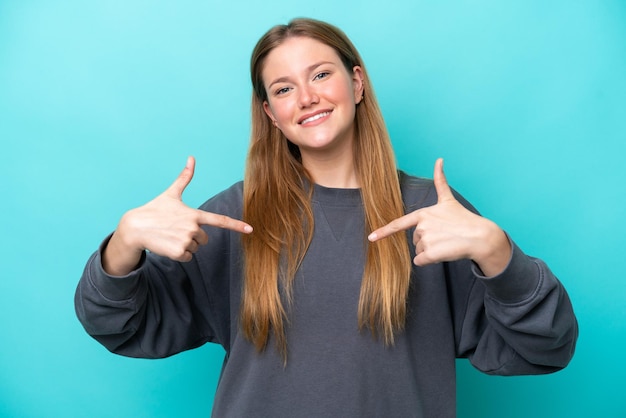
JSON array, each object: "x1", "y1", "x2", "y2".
[{"x1": 261, "y1": 37, "x2": 342, "y2": 80}]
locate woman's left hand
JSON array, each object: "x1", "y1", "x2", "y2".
[{"x1": 368, "y1": 158, "x2": 511, "y2": 277}]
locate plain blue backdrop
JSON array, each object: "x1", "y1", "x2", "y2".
[{"x1": 1, "y1": 0, "x2": 625, "y2": 417}]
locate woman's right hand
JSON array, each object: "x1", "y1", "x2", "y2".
[{"x1": 102, "y1": 156, "x2": 253, "y2": 276}]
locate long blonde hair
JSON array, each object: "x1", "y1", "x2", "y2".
[{"x1": 242, "y1": 18, "x2": 412, "y2": 359}]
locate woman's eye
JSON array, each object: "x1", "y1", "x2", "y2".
[
  {"x1": 275, "y1": 87, "x2": 291, "y2": 95},
  {"x1": 314, "y1": 71, "x2": 330, "y2": 81}
]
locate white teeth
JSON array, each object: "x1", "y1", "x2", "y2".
[{"x1": 301, "y1": 112, "x2": 330, "y2": 124}]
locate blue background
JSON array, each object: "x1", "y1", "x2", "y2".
[{"x1": 1, "y1": 1, "x2": 624, "y2": 417}]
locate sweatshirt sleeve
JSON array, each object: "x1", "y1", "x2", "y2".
[
  {"x1": 74, "y1": 182, "x2": 244, "y2": 359},
  {"x1": 453, "y1": 238, "x2": 578, "y2": 375},
  {"x1": 398, "y1": 173, "x2": 578, "y2": 375},
  {"x1": 74, "y1": 239, "x2": 210, "y2": 358}
]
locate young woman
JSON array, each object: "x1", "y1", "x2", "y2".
[{"x1": 75, "y1": 18, "x2": 577, "y2": 417}]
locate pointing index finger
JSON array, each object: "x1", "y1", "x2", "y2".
[
  {"x1": 368, "y1": 212, "x2": 417, "y2": 242},
  {"x1": 196, "y1": 210, "x2": 253, "y2": 234}
]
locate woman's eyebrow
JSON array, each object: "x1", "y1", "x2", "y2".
[{"x1": 267, "y1": 61, "x2": 335, "y2": 89}]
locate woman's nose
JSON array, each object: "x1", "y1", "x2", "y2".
[{"x1": 298, "y1": 85, "x2": 319, "y2": 108}]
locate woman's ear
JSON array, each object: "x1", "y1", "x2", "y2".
[
  {"x1": 263, "y1": 101, "x2": 277, "y2": 126},
  {"x1": 352, "y1": 66, "x2": 365, "y2": 104}
]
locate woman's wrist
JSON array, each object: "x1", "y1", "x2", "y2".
[
  {"x1": 471, "y1": 220, "x2": 512, "y2": 277},
  {"x1": 102, "y1": 214, "x2": 145, "y2": 276}
]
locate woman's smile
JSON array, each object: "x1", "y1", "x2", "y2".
[{"x1": 298, "y1": 110, "x2": 332, "y2": 125}]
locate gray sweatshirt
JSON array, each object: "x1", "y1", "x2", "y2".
[{"x1": 75, "y1": 172, "x2": 578, "y2": 417}]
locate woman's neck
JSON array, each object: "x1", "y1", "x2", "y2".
[{"x1": 301, "y1": 148, "x2": 359, "y2": 189}]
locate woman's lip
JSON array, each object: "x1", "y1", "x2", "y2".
[{"x1": 298, "y1": 110, "x2": 332, "y2": 125}]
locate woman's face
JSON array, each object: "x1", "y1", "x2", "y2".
[{"x1": 261, "y1": 36, "x2": 364, "y2": 160}]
